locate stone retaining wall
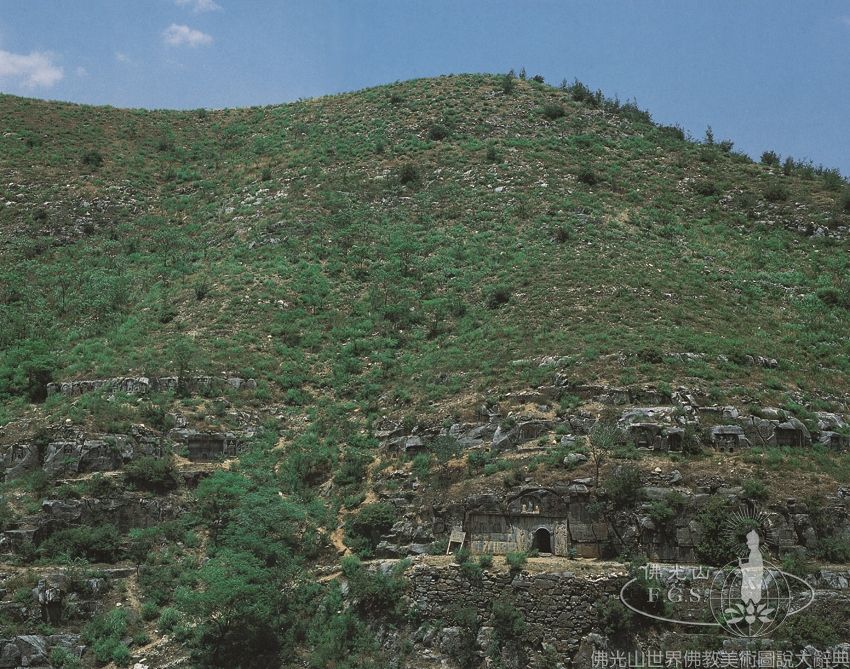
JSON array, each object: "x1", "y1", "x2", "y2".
[{"x1": 406, "y1": 563, "x2": 626, "y2": 658}]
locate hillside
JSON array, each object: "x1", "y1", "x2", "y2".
[{"x1": 1, "y1": 73, "x2": 850, "y2": 668}]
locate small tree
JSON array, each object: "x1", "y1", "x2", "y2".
[
  {"x1": 606, "y1": 465, "x2": 644, "y2": 509},
  {"x1": 760, "y1": 150, "x2": 781, "y2": 167},
  {"x1": 176, "y1": 549, "x2": 280, "y2": 668},
  {"x1": 587, "y1": 422, "x2": 619, "y2": 491},
  {"x1": 194, "y1": 471, "x2": 251, "y2": 540},
  {"x1": 839, "y1": 187, "x2": 850, "y2": 214},
  {"x1": 0, "y1": 339, "x2": 56, "y2": 402},
  {"x1": 169, "y1": 336, "x2": 198, "y2": 396},
  {"x1": 491, "y1": 597, "x2": 526, "y2": 639}
]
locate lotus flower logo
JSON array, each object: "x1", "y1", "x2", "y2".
[{"x1": 723, "y1": 600, "x2": 774, "y2": 625}]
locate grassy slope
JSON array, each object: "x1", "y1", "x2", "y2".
[
  {"x1": 1, "y1": 72, "x2": 849, "y2": 421},
  {"x1": 2, "y1": 73, "x2": 850, "y2": 666}
]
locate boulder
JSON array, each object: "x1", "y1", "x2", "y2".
[
  {"x1": 492, "y1": 420, "x2": 552, "y2": 450},
  {"x1": 563, "y1": 452, "x2": 588, "y2": 468}
]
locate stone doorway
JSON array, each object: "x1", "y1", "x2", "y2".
[{"x1": 532, "y1": 527, "x2": 552, "y2": 554}]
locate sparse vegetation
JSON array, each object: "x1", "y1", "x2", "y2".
[{"x1": 1, "y1": 71, "x2": 850, "y2": 665}]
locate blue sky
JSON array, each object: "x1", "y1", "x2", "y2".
[{"x1": 1, "y1": 1, "x2": 849, "y2": 175}]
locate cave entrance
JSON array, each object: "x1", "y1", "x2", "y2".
[{"x1": 532, "y1": 527, "x2": 552, "y2": 554}]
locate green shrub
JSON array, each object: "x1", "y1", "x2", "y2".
[
  {"x1": 467, "y1": 450, "x2": 489, "y2": 472},
  {"x1": 742, "y1": 477, "x2": 768, "y2": 501},
  {"x1": 40, "y1": 523, "x2": 122, "y2": 562},
  {"x1": 542, "y1": 103, "x2": 565, "y2": 120},
  {"x1": 397, "y1": 163, "x2": 420, "y2": 185},
  {"x1": 83, "y1": 473, "x2": 119, "y2": 497},
  {"x1": 478, "y1": 554, "x2": 493, "y2": 569},
  {"x1": 783, "y1": 156, "x2": 794, "y2": 176},
  {"x1": 814, "y1": 536, "x2": 850, "y2": 562},
  {"x1": 141, "y1": 601, "x2": 159, "y2": 621},
  {"x1": 599, "y1": 596, "x2": 633, "y2": 637},
  {"x1": 763, "y1": 181, "x2": 788, "y2": 202},
  {"x1": 491, "y1": 598, "x2": 526, "y2": 639},
  {"x1": 133, "y1": 631, "x2": 150, "y2": 646},
  {"x1": 411, "y1": 452, "x2": 431, "y2": 479},
  {"x1": 658, "y1": 125, "x2": 685, "y2": 142},
  {"x1": 341, "y1": 554, "x2": 407, "y2": 616},
  {"x1": 839, "y1": 187, "x2": 850, "y2": 214},
  {"x1": 0, "y1": 339, "x2": 57, "y2": 402},
  {"x1": 822, "y1": 169, "x2": 844, "y2": 191},
  {"x1": 453, "y1": 547, "x2": 471, "y2": 565},
  {"x1": 429, "y1": 538, "x2": 449, "y2": 555},
  {"x1": 695, "y1": 497, "x2": 743, "y2": 566},
  {"x1": 447, "y1": 606, "x2": 480, "y2": 668},
  {"x1": 158, "y1": 607, "x2": 181, "y2": 632},
  {"x1": 500, "y1": 73, "x2": 515, "y2": 95},
  {"x1": 569, "y1": 80, "x2": 600, "y2": 106},
  {"x1": 781, "y1": 552, "x2": 811, "y2": 578},
  {"x1": 605, "y1": 465, "x2": 643, "y2": 508},
  {"x1": 486, "y1": 285, "x2": 511, "y2": 309},
  {"x1": 506, "y1": 551, "x2": 527, "y2": 573},
  {"x1": 342, "y1": 493, "x2": 365, "y2": 509},
  {"x1": 49, "y1": 648, "x2": 82, "y2": 669},
  {"x1": 460, "y1": 560, "x2": 483, "y2": 581},
  {"x1": 333, "y1": 449, "x2": 370, "y2": 488},
  {"x1": 0, "y1": 496, "x2": 15, "y2": 531},
  {"x1": 485, "y1": 144, "x2": 500, "y2": 163},
  {"x1": 647, "y1": 500, "x2": 675, "y2": 528},
  {"x1": 577, "y1": 167, "x2": 599, "y2": 186},
  {"x1": 344, "y1": 502, "x2": 397, "y2": 558},
  {"x1": 83, "y1": 608, "x2": 129, "y2": 665},
  {"x1": 693, "y1": 180, "x2": 719, "y2": 196},
  {"x1": 760, "y1": 150, "x2": 781, "y2": 166},
  {"x1": 125, "y1": 456, "x2": 178, "y2": 492},
  {"x1": 776, "y1": 609, "x2": 846, "y2": 648},
  {"x1": 427, "y1": 124, "x2": 450, "y2": 141},
  {"x1": 816, "y1": 287, "x2": 850, "y2": 309},
  {"x1": 81, "y1": 150, "x2": 104, "y2": 168},
  {"x1": 108, "y1": 644, "x2": 132, "y2": 667},
  {"x1": 194, "y1": 279, "x2": 210, "y2": 301},
  {"x1": 553, "y1": 224, "x2": 572, "y2": 243}
]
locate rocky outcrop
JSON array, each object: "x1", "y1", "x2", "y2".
[
  {"x1": 45, "y1": 375, "x2": 257, "y2": 397},
  {"x1": 16, "y1": 570, "x2": 117, "y2": 625},
  {"x1": 39, "y1": 495, "x2": 183, "y2": 535},
  {"x1": 492, "y1": 420, "x2": 554, "y2": 451},
  {"x1": 1, "y1": 425, "x2": 165, "y2": 482},
  {"x1": 0, "y1": 634, "x2": 82, "y2": 668},
  {"x1": 168, "y1": 428, "x2": 246, "y2": 461},
  {"x1": 376, "y1": 518, "x2": 435, "y2": 557},
  {"x1": 376, "y1": 384, "x2": 848, "y2": 457}
]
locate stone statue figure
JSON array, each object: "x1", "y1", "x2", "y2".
[{"x1": 739, "y1": 529, "x2": 764, "y2": 605}]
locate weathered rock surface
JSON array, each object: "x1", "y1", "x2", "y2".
[{"x1": 45, "y1": 375, "x2": 256, "y2": 397}]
